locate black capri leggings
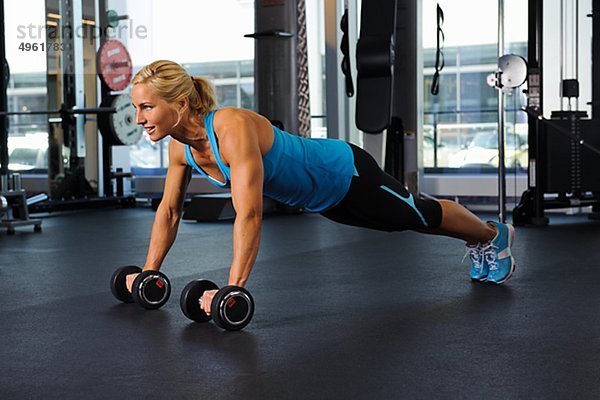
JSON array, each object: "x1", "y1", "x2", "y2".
[{"x1": 321, "y1": 143, "x2": 443, "y2": 232}]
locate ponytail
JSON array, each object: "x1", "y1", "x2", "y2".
[{"x1": 132, "y1": 60, "x2": 218, "y2": 117}]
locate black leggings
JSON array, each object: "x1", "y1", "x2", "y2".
[{"x1": 321, "y1": 144, "x2": 443, "y2": 232}]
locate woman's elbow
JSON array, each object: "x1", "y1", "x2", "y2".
[
  {"x1": 157, "y1": 204, "x2": 183, "y2": 223},
  {"x1": 238, "y1": 208, "x2": 263, "y2": 221}
]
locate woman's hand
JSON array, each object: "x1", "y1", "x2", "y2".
[
  {"x1": 201, "y1": 289, "x2": 218, "y2": 315},
  {"x1": 126, "y1": 273, "x2": 140, "y2": 293}
]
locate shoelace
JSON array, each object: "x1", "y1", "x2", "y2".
[
  {"x1": 482, "y1": 242, "x2": 499, "y2": 271},
  {"x1": 462, "y1": 245, "x2": 483, "y2": 272}
]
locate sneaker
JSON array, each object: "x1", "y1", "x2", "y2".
[
  {"x1": 483, "y1": 221, "x2": 516, "y2": 284},
  {"x1": 464, "y1": 243, "x2": 488, "y2": 281}
]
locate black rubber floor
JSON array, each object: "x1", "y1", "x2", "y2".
[{"x1": 1, "y1": 208, "x2": 600, "y2": 399}]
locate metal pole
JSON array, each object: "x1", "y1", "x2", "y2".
[
  {"x1": 498, "y1": 0, "x2": 507, "y2": 223},
  {"x1": 575, "y1": 0, "x2": 579, "y2": 111},
  {"x1": 98, "y1": 0, "x2": 112, "y2": 196},
  {"x1": 560, "y1": 0, "x2": 564, "y2": 109},
  {"x1": 433, "y1": 112, "x2": 438, "y2": 168},
  {"x1": 0, "y1": 0, "x2": 8, "y2": 193}
]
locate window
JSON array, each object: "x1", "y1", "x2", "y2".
[
  {"x1": 112, "y1": 0, "x2": 256, "y2": 170},
  {"x1": 422, "y1": 0, "x2": 528, "y2": 173},
  {"x1": 2, "y1": 1, "x2": 49, "y2": 173}
]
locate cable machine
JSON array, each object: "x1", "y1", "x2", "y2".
[{"x1": 513, "y1": 0, "x2": 600, "y2": 225}]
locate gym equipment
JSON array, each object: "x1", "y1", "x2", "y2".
[
  {"x1": 110, "y1": 266, "x2": 171, "y2": 310},
  {"x1": 105, "y1": 9, "x2": 128, "y2": 29},
  {"x1": 513, "y1": 0, "x2": 600, "y2": 225},
  {"x1": 0, "y1": 190, "x2": 44, "y2": 234},
  {"x1": 340, "y1": 8, "x2": 354, "y2": 98},
  {"x1": 180, "y1": 280, "x2": 255, "y2": 331},
  {"x1": 181, "y1": 194, "x2": 285, "y2": 222},
  {"x1": 211, "y1": 286, "x2": 255, "y2": 331},
  {"x1": 180, "y1": 280, "x2": 219, "y2": 322},
  {"x1": 0, "y1": 105, "x2": 117, "y2": 128},
  {"x1": 97, "y1": 39, "x2": 133, "y2": 92},
  {"x1": 355, "y1": 1, "x2": 396, "y2": 134},
  {"x1": 131, "y1": 270, "x2": 171, "y2": 310},
  {"x1": 183, "y1": 193, "x2": 236, "y2": 222},
  {"x1": 1, "y1": 25, "x2": 10, "y2": 193},
  {"x1": 0, "y1": 103, "x2": 138, "y2": 211},
  {"x1": 354, "y1": 0, "x2": 414, "y2": 183},
  {"x1": 110, "y1": 265, "x2": 141, "y2": 303},
  {"x1": 98, "y1": 94, "x2": 143, "y2": 146},
  {"x1": 486, "y1": 54, "x2": 528, "y2": 223},
  {"x1": 245, "y1": 0, "x2": 311, "y2": 137},
  {"x1": 1, "y1": 6, "x2": 139, "y2": 210}
]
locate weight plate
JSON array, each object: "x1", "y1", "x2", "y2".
[
  {"x1": 110, "y1": 265, "x2": 142, "y2": 303},
  {"x1": 498, "y1": 54, "x2": 527, "y2": 89},
  {"x1": 99, "y1": 93, "x2": 143, "y2": 146},
  {"x1": 211, "y1": 286, "x2": 255, "y2": 331},
  {"x1": 97, "y1": 39, "x2": 133, "y2": 92},
  {"x1": 180, "y1": 280, "x2": 219, "y2": 323},
  {"x1": 132, "y1": 270, "x2": 171, "y2": 310}
]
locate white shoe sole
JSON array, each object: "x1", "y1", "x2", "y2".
[{"x1": 488, "y1": 224, "x2": 516, "y2": 285}]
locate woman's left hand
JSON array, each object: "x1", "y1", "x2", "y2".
[{"x1": 201, "y1": 289, "x2": 218, "y2": 315}]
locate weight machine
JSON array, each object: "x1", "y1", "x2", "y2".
[
  {"x1": 0, "y1": 0, "x2": 140, "y2": 229},
  {"x1": 346, "y1": 0, "x2": 408, "y2": 182},
  {"x1": 513, "y1": 0, "x2": 600, "y2": 225}
]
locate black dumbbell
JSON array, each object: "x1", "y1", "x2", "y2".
[
  {"x1": 110, "y1": 265, "x2": 141, "y2": 303},
  {"x1": 180, "y1": 280, "x2": 255, "y2": 331},
  {"x1": 110, "y1": 266, "x2": 171, "y2": 310}
]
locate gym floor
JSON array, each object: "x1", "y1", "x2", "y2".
[{"x1": 1, "y1": 208, "x2": 599, "y2": 399}]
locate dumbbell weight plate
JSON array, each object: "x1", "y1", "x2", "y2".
[
  {"x1": 211, "y1": 286, "x2": 255, "y2": 331},
  {"x1": 180, "y1": 280, "x2": 219, "y2": 322},
  {"x1": 131, "y1": 270, "x2": 171, "y2": 310},
  {"x1": 110, "y1": 265, "x2": 142, "y2": 303}
]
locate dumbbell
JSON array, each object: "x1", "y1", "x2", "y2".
[
  {"x1": 180, "y1": 280, "x2": 254, "y2": 331},
  {"x1": 110, "y1": 266, "x2": 171, "y2": 310}
]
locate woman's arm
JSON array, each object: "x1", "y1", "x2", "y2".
[
  {"x1": 199, "y1": 111, "x2": 264, "y2": 314},
  {"x1": 127, "y1": 139, "x2": 191, "y2": 291},
  {"x1": 226, "y1": 121, "x2": 264, "y2": 287},
  {"x1": 144, "y1": 139, "x2": 192, "y2": 271}
]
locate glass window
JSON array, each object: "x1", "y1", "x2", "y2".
[
  {"x1": 306, "y1": 0, "x2": 327, "y2": 138},
  {"x1": 423, "y1": 0, "x2": 528, "y2": 173},
  {"x1": 2, "y1": 1, "x2": 49, "y2": 173},
  {"x1": 111, "y1": 0, "x2": 256, "y2": 170}
]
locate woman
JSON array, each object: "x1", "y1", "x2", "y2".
[{"x1": 127, "y1": 60, "x2": 516, "y2": 316}]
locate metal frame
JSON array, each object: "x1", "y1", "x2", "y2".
[
  {"x1": 513, "y1": 0, "x2": 600, "y2": 225},
  {"x1": 0, "y1": 0, "x2": 8, "y2": 192}
]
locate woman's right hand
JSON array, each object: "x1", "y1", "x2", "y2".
[{"x1": 126, "y1": 273, "x2": 140, "y2": 293}]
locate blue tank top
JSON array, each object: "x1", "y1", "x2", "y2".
[{"x1": 184, "y1": 110, "x2": 357, "y2": 212}]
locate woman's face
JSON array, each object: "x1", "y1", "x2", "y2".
[{"x1": 132, "y1": 83, "x2": 179, "y2": 142}]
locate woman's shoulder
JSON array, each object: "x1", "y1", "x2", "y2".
[
  {"x1": 212, "y1": 107, "x2": 271, "y2": 136},
  {"x1": 212, "y1": 107, "x2": 253, "y2": 126},
  {"x1": 167, "y1": 137, "x2": 187, "y2": 165}
]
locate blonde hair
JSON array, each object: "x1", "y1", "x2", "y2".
[{"x1": 132, "y1": 60, "x2": 218, "y2": 117}]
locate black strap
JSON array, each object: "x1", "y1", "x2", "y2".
[
  {"x1": 431, "y1": 4, "x2": 445, "y2": 96},
  {"x1": 355, "y1": 0, "x2": 397, "y2": 133},
  {"x1": 340, "y1": 9, "x2": 354, "y2": 97}
]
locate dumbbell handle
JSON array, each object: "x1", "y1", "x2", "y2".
[
  {"x1": 199, "y1": 286, "x2": 246, "y2": 304},
  {"x1": 198, "y1": 289, "x2": 218, "y2": 304}
]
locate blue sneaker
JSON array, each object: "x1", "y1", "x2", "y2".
[
  {"x1": 483, "y1": 221, "x2": 516, "y2": 284},
  {"x1": 464, "y1": 243, "x2": 488, "y2": 281}
]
